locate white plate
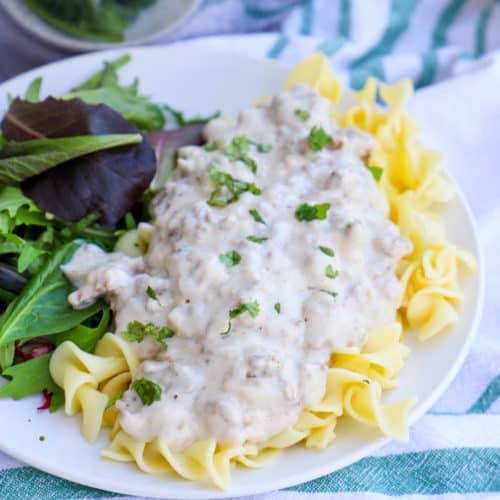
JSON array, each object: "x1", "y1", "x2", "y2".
[
  {"x1": 0, "y1": 44, "x2": 484, "y2": 499},
  {"x1": 0, "y1": 0, "x2": 200, "y2": 52}
]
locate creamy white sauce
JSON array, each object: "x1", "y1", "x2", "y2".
[{"x1": 63, "y1": 86, "x2": 411, "y2": 451}]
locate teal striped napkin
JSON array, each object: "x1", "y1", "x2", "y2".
[{"x1": 1, "y1": 1, "x2": 499, "y2": 498}]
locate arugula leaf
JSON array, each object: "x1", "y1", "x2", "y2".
[
  {"x1": 54, "y1": 305, "x2": 110, "y2": 353},
  {"x1": 63, "y1": 88, "x2": 165, "y2": 131},
  {"x1": 0, "y1": 242, "x2": 103, "y2": 352},
  {"x1": 17, "y1": 245, "x2": 47, "y2": 273},
  {"x1": 274, "y1": 302, "x2": 281, "y2": 314},
  {"x1": 72, "y1": 55, "x2": 131, "y2": 91},
  {"x1": 24, "y1": 78, "x2": 42, "y2": 103},
  {"x1": 0, "y1": 186, "x2": 35, "y2": 217},
  {"x1": 0, "y1": 134, "x2": 141, "y2": 185},
  {"x1": 0, "y1": 353, "x2": 61, "y2": 400},
  {"x1": 164, "y1": 105, "x2": 220, "y2": 127}
]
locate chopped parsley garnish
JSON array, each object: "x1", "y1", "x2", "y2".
[
  {"x1": 319, "y1": 246, "x2": 335, "y2": 257},
  {"x1": 249, "y1": 209, "x2": 266, "y2": 224},
  {"x1": 132, "y1": 378, "x2": 162, "y2": 406},
  {"x1": 295, "y1": 203, "x2": 331, "y2": 221},
  {"x1": 368, "y1": 166, "x2": 384, "y2": 182},
  {"x1": 363, "y1": 379, "x2": 371, "y2": 384},
  {"x1": 345, "y1": 222, "x2": 353, "y2": 229},
  {"x1": 207, "y1": 162, "x2": 261, "y2": 207},
  {"x1": 325, "y1": 264, "x2": 339, "y2": 279},
  {"x1": 225, "y1": 136, "x2": 251, "y2": 161},
  {"x1": 320, "y1": 289, "x2": 338, "y2": 298},
  {"x1": 122, "y1": 321, "x2": 175, "y2": 348},
  {"x1": 257, "y1": 143, "x2": 272, "y2": 153},
  {"x1": 219, "y1": 250, "x2": 241, "y2": 267},
  {"x1": 204, "y1": 141, "x2": 220, "y2": 152},
  {"x1": 146, "y1": 286, "x2": 160, "y2": 304},
  {"x1": 274, "y1": 302, "x2": 281, "y2": 314},
  {"x1": 105, "y1": 391, "x2": 124, "y2": 409},
  {"x1": 308, "y1": 126, "x2": 333, "y2": 151},
  {"x1": 247, "y1": 235, "x2": 268, "y2": 244},
  {"x1": 224, "y1": 136, "x2": 272, "y2": 174},
  {"x1": 230, "y1": 301, "x2": 260, "y2": 319},
  {"x1": 295, "y1": 108, "x2": 310, "y2": 121},
  {"x1": 221, "y1": 300, "x2": 260, "y2": 335},
  {"x1": 39, "y1": 435, "x2": 45, "y2": 442}
]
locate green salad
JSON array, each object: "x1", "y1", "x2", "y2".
[
  {"x1": 24, "y1": 0, "x2": 157, "y2": 42},
  {"x1": 0, "y1": 55, "x2": 214, "y2": 411}
]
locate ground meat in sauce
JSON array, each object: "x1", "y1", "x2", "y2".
[{"x1": 62, "y1": 85, "x2": 412, "y2": 451}]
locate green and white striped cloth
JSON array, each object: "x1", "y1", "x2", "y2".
[{"x1": 0, "y1": 1, "x2": 499, "y2": 498}]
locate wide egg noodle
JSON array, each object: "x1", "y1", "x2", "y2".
[{"x1": 48, "y1": 53, "x2": 476, "y2": 489}]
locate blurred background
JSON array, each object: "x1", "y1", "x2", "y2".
[{"x1": 1, "y1": 0, "x2": 500, "y2": 88}]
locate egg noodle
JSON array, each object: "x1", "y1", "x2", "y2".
[{"x1": 49, "y1": 54, "x2": 476, "y2": 490}]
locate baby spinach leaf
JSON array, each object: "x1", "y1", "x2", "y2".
[
  {"x1": 1, "y1": 97, "x2": 156, "y2": 227},
  {"x1": 0, "y1": 134, "x2": 142, "y2": 185},
  {"x1": 0, "y1": 353, "x2": 60, "y2": 400},
  {"x1": 0, "y1": 241, "x2": 102, "y2": 351}
]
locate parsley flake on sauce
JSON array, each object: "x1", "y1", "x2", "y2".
[
  {"x1": 204, "y1": 141, "x2": 220, "y2": 152},
  {"x1": 249, "y1": 209, "x2": 266, "y2": 225},
  {"x1": 274, "y1": 303, "x2": 281, "y2": 314},
  {"x1": 207, "y1": 163, "x2": 261, "y2": 207},
  {"x1": 319, "y1": 246, "x2": 335, "y2": 257},
  {"x1": 132, "y1": 378, "x2": 162, "y2": 406},
  {"x1": 295, "y1": 109, "x2": 310, "y2": 121},
  {"x1": 308, "y1": 126, "x2": 333, "y2": 151},
  {"x1": 122, "y1": 321, "x2": 175, "y2": 348},
  {"x1": 105, "y1": 391, "x2": 124, "y2": 409},
  {"x1": 247, "y1": 235, "x2": 268, "y2": 244},
  {"x1": 320, "y1": 289, "x2": 338, "y2": 299},
  {"x1": 368, "y1": 166, "x2": 384, "y2": 182},
  {"x1": 146, "y1": 286, "x2": 161, "y2": 304},
  {"x1": 295, "y1": 203, "x2": 330, "y2": 222},
  {"x1": 219, "y1": 250, "x2": 241, "y2": 267},
  {"x1": 230, "y1": 301, "x2": 260, "y2": 319},
  {"x1": 325, "y1": 264, "x2": 339, "y2": 279}
]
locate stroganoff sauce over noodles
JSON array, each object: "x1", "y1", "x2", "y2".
[{"x1": 63, "y1": 86, "x2": 411, "y2": 451}]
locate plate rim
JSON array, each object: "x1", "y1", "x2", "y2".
[{"x1": 0, "y1": 42, "x2": 485, "y2": 499}]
